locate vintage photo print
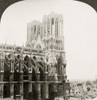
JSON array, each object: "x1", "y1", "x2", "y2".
[{"x1": 0, "y1": 0, "x2": 97, "y2": 100}]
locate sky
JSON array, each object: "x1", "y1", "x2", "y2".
[{"x1": 0, "y1": 0, "x2": 97, "y2": 80}]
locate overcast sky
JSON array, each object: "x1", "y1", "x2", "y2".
[{"x1": 0, "y1": 0, "x2": 97, "y2": 80}]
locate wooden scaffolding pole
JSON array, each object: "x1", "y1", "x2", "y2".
[
  {"x1": 44, "y1": 71, "x2": 49, "y2": 100},
  {"x1": 28, "y1": 46, "x2": 33, "y2": 100},
  {"x1": 19, "y1": 50, "x2": 23, "y2": 100},
  {"x1": 0, "y1": 46, "x2": 4, "y2": 99},
  {"x1": 28, "y1": 66, "x2": 32, "y2": 100},
  {"x1": 10, "y1": 49, "x2": 15, "y2": 100},
  {"x1": 37, "y1": 71, "x2": 41, "y2": 100}
]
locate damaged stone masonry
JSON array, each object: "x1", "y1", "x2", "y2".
[{"x1": 0, "y1": 12, "x2": 70, "y2": 100}]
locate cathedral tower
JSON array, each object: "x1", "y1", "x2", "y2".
[{"x1": 26, "y1": 12, "x2": 66, "y2": 78}]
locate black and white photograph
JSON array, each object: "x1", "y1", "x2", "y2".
[{"x1": 0, "y1": 0, "x2": 97, "y2": 100}]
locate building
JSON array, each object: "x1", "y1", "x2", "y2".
[{"x1": 0, "y1": 12, "x2": 69, "y2": 100}]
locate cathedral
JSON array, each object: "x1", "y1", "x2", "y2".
[
  {"x1": 0, "y1": 12, "x2": 70, "y2": 100},
  {"x1": 26, "y1": 12, "x2": 66, "y2": 77}
]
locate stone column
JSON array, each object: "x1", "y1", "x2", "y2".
[
  {"x1": 10, "y1": 51, "x2": 14, "y2": 100},
  {"x1": 36, "y1": 71, "x2": 41, "y2": 100},
  {"x1": 19, "y1": 52, "x2": 23, "y2": 100},
  {"x1": 0, "y1": 50, "x2": 4, "y2": 99}
]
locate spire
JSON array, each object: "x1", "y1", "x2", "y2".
[
  {"x1": 5, "y1": 39, "x2": 7, "y2": 51},
  {"x1": 22, "y1": 43, "x2": 24, "y2": 54},
  {"x1": 13, "y1": 42, "x2": 16, "y2": 51}
]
